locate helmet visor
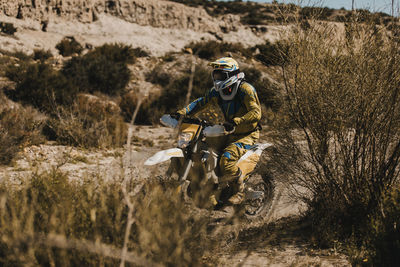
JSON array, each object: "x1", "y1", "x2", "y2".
[{"x1": 212, "y1": 70, "x2": 229, "y2": 82}]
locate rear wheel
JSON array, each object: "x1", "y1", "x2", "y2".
[{"x1": 243, "y1": 173, "x2": 274, "y2": 219}]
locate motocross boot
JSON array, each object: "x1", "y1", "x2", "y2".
[{"x1": 228, "y1": 169, "x2": 245, "y2": 205}]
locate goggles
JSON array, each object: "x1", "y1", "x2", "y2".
[{"x1": 212, "y1": 70, "x2": 230, "y2": 82}]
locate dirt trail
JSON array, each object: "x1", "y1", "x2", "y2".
[
  {"x1": 0, "y1": 126, "x2": 350, "y2": 266},
  {"x1": 217, "y1": 216, "x2": 350, "y2": 266}
]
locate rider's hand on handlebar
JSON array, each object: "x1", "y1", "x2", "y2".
[{"x1": 223, "y1": 121, "x2": 236, "y2": 132}]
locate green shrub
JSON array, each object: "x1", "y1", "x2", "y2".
[
  {"x1": 56, "y1": 36, "x2": 83, "y2": 57},
  {"x1": 0, "y1": 102, "x2": 45, "y2": 165},
  {"x1": 0, "y1": 22, "x2": 16, "y2": 35},
  {"x1": 83, "y1": 43, "x2": 136, "y2": 65},
  {"x1": 5, "y1": 61, "x2": 75, "y2": 113},
  {"x1": 61, "y1": 43, "x2": 133, "y2": 96},
  {"x1": 186, "y1": 40, "x2": 252, "y2": 60},
  {"x1": 33, "y1": 49, "x2": 53, "y2": 61}
]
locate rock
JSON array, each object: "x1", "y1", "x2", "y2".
[{"x1": 0, "y1": 0, "x2": 237, "y2": 32}]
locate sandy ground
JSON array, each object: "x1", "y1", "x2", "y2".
[{"x1": 0, "y1": 125, "x2": 350, "y2": 266}]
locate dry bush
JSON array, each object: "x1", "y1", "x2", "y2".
[
  {"x1": 270, "y1": 17, "x2": 400, "y2": 261},
  {"x1": 253, "y1": 40, "x2": 288, "y2": 66},
  {"x1": 135, "y1": 182, "x2": 213, "y2": 266},
  {"x1": 0, "y1": 169, "x2": 131, "y2": 266},
  {"x1": 119, "y1": 90, "x2": 156, "y2": 125},
  {"x1": 0, "y1": 99, "x2": 45, "y2": 165},
  {"x1": 0, "y1": 167, "x2": 216, "y2": 266},
  {"x1": 45, "y1": 99, "x2": 127, "y2": 148},
  {"x1": 5, "y1": 61, "x2": 75, "y2": 113}
]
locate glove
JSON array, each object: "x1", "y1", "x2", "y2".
[
  {"x1": 170, "y1": 113, "x2": 182, "y2": 120},
  {"x1": 223, "y1": 121, "x2": 236, "y2": 132}
]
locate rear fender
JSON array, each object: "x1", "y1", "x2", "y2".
[{"x1": 144, "y1": 148, "x2": 184, "y2": 166}]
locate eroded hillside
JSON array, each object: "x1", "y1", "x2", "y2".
[{"x1": 0, "y1": 0, "x2": 286, "y2": 57}]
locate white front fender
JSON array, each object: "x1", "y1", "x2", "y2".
[{"x1": 144, "y1": 148, "x2": 184, "y2": 166}]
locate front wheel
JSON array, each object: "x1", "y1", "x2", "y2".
[{"x1": 243, "y1": 173, "x2": 275, "y2": 219}]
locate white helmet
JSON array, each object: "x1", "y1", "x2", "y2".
[{"x1": 209, "y1": 57, "x2": 245, "y2": 101}]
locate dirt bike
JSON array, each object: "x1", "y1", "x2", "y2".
[{"x1": 144, "y1": 114, "x2": 274, "y2": 219}]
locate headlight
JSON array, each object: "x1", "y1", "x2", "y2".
[{"x1": 178, "y1": 132, "x2": 193, "y2": 148}]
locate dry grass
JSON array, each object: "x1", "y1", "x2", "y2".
[
  {"x1": 0, "y1": 94, "x2": 46, "y2": 165},
  {"x1": 45, "y1": 98, "x2": 127, "y2": 148},
  {"x1": 0, "y1": 165, "x2": 218, "y2": 266},
  {"x1": 270, "y1": 13, "x2": 400, "y2": 265}
]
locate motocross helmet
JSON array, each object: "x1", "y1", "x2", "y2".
[{"x1": 209, "y1": 57, "x2": 245, "y2": 101}]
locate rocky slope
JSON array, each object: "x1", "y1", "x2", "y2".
[
  {"x1": 1, "y1": 0, "x2": 239, "y2": 32},
  {"x1": 0, "y1": 0, "x2": 282, "y2": 56}
]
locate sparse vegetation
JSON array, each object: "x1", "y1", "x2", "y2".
[
  {"x1": 254, "y1": 40, "x2": 288, "y2": 66},
  {"x1": 0, "y1": 168, "x2": 214, "y2": 265},
  {"x1": 56, "y1": 36, "x2": 83, "y2": 57},
  {"x1": 0, "y1": 98, "x2": 45, "y2": 165},
  {"x1": 186, "y1": 40, "x2": 252, "y2": 60},
  {"x1": 272, "y1": 18, "x2": 400, "y2": 265},
  {"x1": 45, "y1": 99, "x2": 127, "y2": 148},
  {"x1": 0, "y1": 21, "x2": 17, "y2": 35},
  {"x1": 33, "y1": 49, "x2": 53, "y2": 61},
  {"x1": 300, "y1": 6, "x2": 334, "y2": 20},
  {"x1": 1, "y1": 2, "x2": 399, "y2": 266},
  {"x1": 61, "y1": 43, "x2": 133, "y2": 96},
  {"x1": 5, "y1": 61, "x2": 75, "y2": 113},
  {"x1": 2, "y1": 43, "x2": 138, "y2": 148}
]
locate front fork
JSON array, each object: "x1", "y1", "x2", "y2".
[{"x1": 174, "y1": 143, "x2": 198, "y2": 199}]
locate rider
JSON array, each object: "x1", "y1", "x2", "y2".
[{"x1": 174, "y1": 57, "x2": 262, "y2": 206}]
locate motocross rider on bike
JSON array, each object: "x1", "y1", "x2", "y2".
[{"x1": 174, "y1": 57, "x2": 262, "y2": 206}]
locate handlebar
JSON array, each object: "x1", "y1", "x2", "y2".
[
  {"x1": 161, "y1": 114, "x2": 235, "y2": 136},
  {"x1": 160, "y1": 114, "x2": 213, "y2": 128}
]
